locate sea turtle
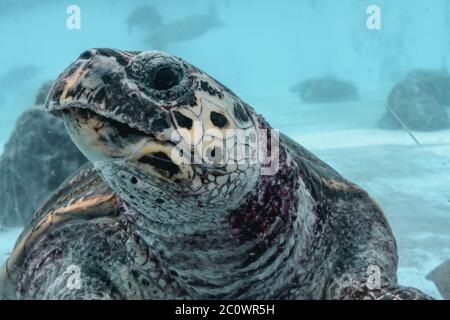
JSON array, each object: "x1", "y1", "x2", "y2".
[{"x1": 0, "y1": 49, "x2": 432, "y2": 300}]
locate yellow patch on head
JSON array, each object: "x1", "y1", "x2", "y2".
[{"x1": 60, "y1": 63, "x2": 88, "y2": 102}]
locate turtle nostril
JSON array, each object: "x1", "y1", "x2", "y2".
[
  {"x1": 79, "y1": 50, "x2": 94, "y2": 60},
  {"x1": 153, "y1": 66, "x2": 181, "y2": 90}
]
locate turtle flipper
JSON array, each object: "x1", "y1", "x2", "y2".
[
  {"x1": 21, "y1": 260, "x2": 121, "y2": 300},
  {"x1": 0, "y1": 219, "x2": 126, "y2": 300},
  {"x1": 15, "y1": 214, "x2": 144, "y2": 300},
  {"x1": 280, "y1": 134, "x2": 432, "y2": 301},
  {"x1": 0, "y1": 164, "x2": 126, "y2": 299}
]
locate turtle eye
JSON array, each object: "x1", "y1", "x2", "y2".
[
  {"x1": 152, "y1": 66, "x2": 181, "y2": 90},
  {"x1": 128, "y1": 52, "x2": 192, "y2": 100}
]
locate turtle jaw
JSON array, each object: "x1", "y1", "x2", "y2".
[
  {"x1": 60, "y1": 105, "x2": 195, "y2": 188},
  {"x1": 60, "y1": 106, "x2": 150, "y2": 163}
]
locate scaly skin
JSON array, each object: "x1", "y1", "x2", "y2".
[{"x1": 0, "y1": 49, "x2": 432, "y2": 300}]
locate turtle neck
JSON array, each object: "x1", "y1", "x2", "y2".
[{"x1": 122, "y1": 144, "x2": 321, "y2": 299}]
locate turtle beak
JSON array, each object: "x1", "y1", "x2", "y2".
[
  {"x1": 62, "y1": 106, "x2": 192, "y2": 184},
  {"x1": 44, "y1": 49, "x2": 146, "y2": 162},
  {"x1": 45, "y1": 48, "x2": 133, "y2": 120},
  {"x1": 47, "y1": 48, "x2": 196, "y2": 184},
  {"x1": 45, "y1": 50, "x2": 95, "y2": 117},
  {"x1": 45, "y1": 48, "x2": 172, "y2": 138}
]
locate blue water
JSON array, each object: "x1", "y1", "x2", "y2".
[{"x1": 0, "y1": 0, "x2": 449, "y2": 299}]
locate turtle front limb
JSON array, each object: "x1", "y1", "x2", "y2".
[
  {"x1": 320, "y1": 180, "x2": 432, "y2": 300},
  {"x1": 15, "y1": 218, "x2": 141, "y2": 300},
  {"x1": 21, "y1": 263, "x2": 123, "y2": 300}
]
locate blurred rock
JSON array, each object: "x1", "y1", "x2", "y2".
[
  {"x1": 426, "y1": 260, "x2": 450, "y2": 299},
  {"x1": 0, "y1": 65, "x2": 39, "y2": 90},
  {"x1": 0, "y1": 107, "x2": 87, "y2": 226},
  {"x1": 406, "y1": 69, "x2": 450, "y2": 106},
  {"x1": 290, "y1": 77, "x2": 359, "y2": 104},
  {"x1": 34, "y1": 80, "x2": 53, "y2": 105},
  {"x1": 377, "y1": 70, "x2": 450, "y2": 131}
]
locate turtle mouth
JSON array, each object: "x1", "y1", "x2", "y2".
[
  {"x1": 58, "y1": 104, "x2": 192, "y2": 184},
  {"x1": 61, "y1": 106, "x2": 150, "y2": 139},
  {"x1": 51, "y1": 101, "x2": 153, "y2": 138},
  {"x1": 56, "y1": 105, "x2": 152, "y2": 162}
]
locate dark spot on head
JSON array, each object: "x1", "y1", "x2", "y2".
[
  {"x1": 200, "y1": 81, "x2": 210, "y2": 92},
  {"x1": 139, "y1": 152, "x2": 180, "y2": 177},
  {"x1": 234, "y1": 103, "x2": 250, "y2": 122},
  {"x1": 200, "y1": 80, "x2": 223, "y2": 98},
  {"x1": 210, "y1": 111, "x2": 228, "y2": 128},
  {"x1": 155, "y1": 198, "x2": 165, "y2": 204},
  {"x1": 79, "y1": 50, "x2": 93, "y2": 60},
  {"x1": 141, "y1": 278, "x2": 150, "y2": 286},
  {"x1": 173, "y1": 111, "x2": 193, "y2": 129},
  {"x1": 151, "y1": 115, "x2": 170, "y2": 132},
  {"x1": 130, "y1": 177, "x2": 138, "y2": 184}
]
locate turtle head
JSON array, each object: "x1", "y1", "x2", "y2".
[{"x1": 46, "y1": 49, "x2": 267, "y2": 219}]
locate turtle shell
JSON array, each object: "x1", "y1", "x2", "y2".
[{"x1": 0, "y1": 163, "x2": 118, "y2": 299}]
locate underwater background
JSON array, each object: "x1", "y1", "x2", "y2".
[{"x1": 0, "y1": 0, "x2": 449, "y2": 299}]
